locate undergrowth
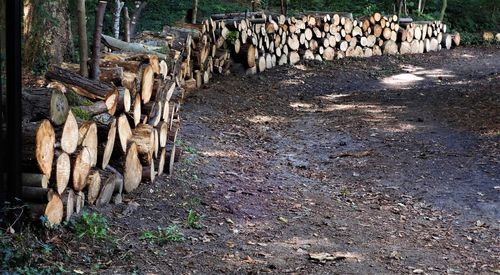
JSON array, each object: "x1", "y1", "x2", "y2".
[{"x1": 140, "y1": 224, "x2": 185, "y2": 244}]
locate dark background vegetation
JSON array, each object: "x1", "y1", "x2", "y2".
[{"x1": 22, "y1": 0, "x2": 499, "y2": 74}]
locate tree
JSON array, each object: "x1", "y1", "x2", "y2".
[
  {"x1": 129, "y1": 1, "x2": 147, "y2": 38},
  {"x1": 112, "y1": 0, "x2": 125, "y2": 39},
  {"x1": 77, "y1": 0, "x2": 88, "y2": 77},
  {"x1": 440, "y1": 0, "x2": 447, "y2": 21},
  {"x1": 89, "y1": 1, "x2": 107, "y2": 80}
]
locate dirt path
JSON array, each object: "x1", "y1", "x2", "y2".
[{"x1": 98, "y1": 46, "x2": 500, "y2": 274}]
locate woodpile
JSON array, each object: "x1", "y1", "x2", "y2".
[
  {"x1": 22, "y1": 51, "x2": 182, "y2": 226},
  {"x1": 163, "y1": 12, "x2": 454, "y2": 87},
  {"x1": 21, "y1": 10, "x2": 457, "y2": 226}
]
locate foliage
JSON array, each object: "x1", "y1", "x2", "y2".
[
  {"x1": 226, "y1": 31, "x2": 240, "y2": 46},
  {"x1": 72, "y1": 107, "x2": 92, "y2": 121},
  {"x1": 186, "y1": 209, "x2": 203, "y2": 229},
  {"x1": 139, "y1": 224, "x2": 185, "y2": 244},
  {"x1": 0, "y1": 229, "x2": 65, "y2": 273},
  {"x1": 72, "y1": 211, "x2": 109, "y2": 241}
]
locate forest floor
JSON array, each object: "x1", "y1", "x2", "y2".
[{"x1": 5, "y1": 46, "x2": 500, "y2": 274}]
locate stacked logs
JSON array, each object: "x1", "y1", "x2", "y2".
[
  {"x1": 166, "y1": 12, "x2": 458, "y2": 84},
  {"x1": 21, "y1": 52, "x2": 183, "y2": 226},
  {"x1": 21, "y1": 11, "x2": 460, "y2": 226}
]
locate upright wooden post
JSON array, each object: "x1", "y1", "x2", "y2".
[{"x1": 89, "y1": 1, "x2": 107, "y2": 80}]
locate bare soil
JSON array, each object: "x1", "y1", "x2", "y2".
[{"x1": 10, "y1": 46, "x2": 500, "y2": 274}]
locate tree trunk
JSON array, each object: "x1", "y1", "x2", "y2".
[
  {"x1": 22, "y1": 88, "x2": 69, "y2": 126},
  {"x1": 101, "y1": 34, "x2": 168, "y2": 60},
  {"x1": 124, "y1": 7, "x2": 131, "y2": 42},
  {"x1": 130, "y1": 1, "x2": 147, "y2": 38},
  {"x1": 77, "y1": 0, "x2": 89, "y2": 77},
  {"x1": 440, "y1": 0, "x2": 447, "y2": 21},
  {"x1": 46, "y1": 65, "x2": 116, "y2": 100},
  {"x1": 192, "y1": 0, "x2": 198, "y2": 24},
  {"x1": 113, "y1": 0, "x2": 125, "y2": 39},
  {"x1": 89, "y1": 1, "x2": 108, "y2": 80}
]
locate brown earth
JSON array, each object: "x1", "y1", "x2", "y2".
[{"x1": 5, "y1": 46, "x2": 500, "y2": 274}]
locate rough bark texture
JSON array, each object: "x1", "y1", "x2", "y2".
[
  {"x1": 89, "y1": 1, "x2": 108, "y2": 80},
  {"x1": 77, "y1": 0, "x2": 89, "y2": 77},
  {"x1": 113, "y1": 0, "x2": 125, "y2": 39}
]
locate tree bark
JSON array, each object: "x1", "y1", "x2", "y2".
[
  {"x1": 440, "y1": 0, "x2": 447, "y2": 21},
  {"x1": 90, "y1": 1, "x2": 108, "y2": 80},
  {"x1": 192, "y1": 0, "x2": 198, "y2": 24},
  {"x1": 130, "y1": 1, "x2": 147, "y2": 38},
  {"x1": 77, "y1": 0, "x2": 89, "y2": 77},
  {"x1": 46, "y1": 65, "x2": 116, "y2": 100},
  {"x1": 124, "y1": 7, "x2": 131, "y2": 42},
  {"x1": 101, "y1": 34, "x2": 168, "y2": 60},
  {"x1": 113, "y1": 0, "x2": 125, "y2": 39}
]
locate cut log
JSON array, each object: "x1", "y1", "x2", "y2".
[
  {"x1": 46, "y1": 65, "x2": 116, "y2": 101},
  {"x1": 72, "y1": 146, "x2": 92, "y2": 192},
  {"x1": 142, "y1": 162, "x2": 156, "y2": 183},
  {"x1": 75, "y1": 191, "x2": 85, "y2": 214},
  {"x1": 451, "y1": 32, "x2": 460, "y2": 47},
  {"x1": 141, "y1": 65, "x2": 155, "y2": 104},
  {"x1": 442, "y1": 33, "x2": 452, "y2": 50},
  {"x1": 128, "y1": 124, "x2": 154, "y2": 166},
  {"x1": 22, "y1": 120, "x2": 55, "y2": 177},
  {"x1": 22, "y1": 187, "x2": 54, "y2": 203},
  {"x1": 96, "y1": 169, "x2": 116, "y2": 207},
  {"x1": 78, "y1": 121, "x2": 98, "y2": 167},
  {"x1": 22, "y1": 88, "x2": 69, "y2": 126},
  {"x1": 86, "y1": 170, "x2": 101, "y2": 205},
  {"x1": 240, "y1": 44, "x2": 256, "y2": 68},
  {"x1": 165, "y1": 142, "x2": 176, "y2": 175},
  {"x1": 156, "y1": 148, "x2": 166, "y2": 176},
  {"x1": 101, "y1": 34, "x2": 168, "y2": 60},
  {"x1": 382, "y1": 40, "x2": 398, "y2": 55},
  {"x1": 289, "y1": 51, "x2": 300, "y2": 65},
  {"x1": 96, "y1": 115, "x2": 116, "y2": 169},
  {"x1": 117, "y1": 114, "x2": 133, "y2": 153},
  {"x1": 58, "y1": 110, "x2": 79, "y2": 154},
  {"x1": 30, "y1": 193, "x2": 63, "y2": 226},
  {"x1": 124, "y1": 142, "x2": 142, "y2": 193},
  {"x1": 22, "y1": 173, "x2": 49, "y2": 188},
  {"x1": 61, "y1": 188, "x2": 75, "y2": 222},
  {"x1": 51, "y1": 151, "x2": 71, "y2": 194}
]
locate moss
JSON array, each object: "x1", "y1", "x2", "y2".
[
  {"x1": 66, "y1": 90, "x2": 93, "y2": 106},
  {"x1": 72, "y1": 107, "x2": 91, "y2": 121}
]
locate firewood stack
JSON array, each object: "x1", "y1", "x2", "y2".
[
  {"x1": 165, "y1": 12, "x2": 456, "y2": 85},
  {"x1": 20, "y1": 11, "x2": 458, "y2": 226},
  {"x1": 21, "y1": 52, "x2": 182, "y2": 226}
]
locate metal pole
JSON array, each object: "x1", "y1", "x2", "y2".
[{"x1": 5, "y1": 0, "x2": 22, "y2": 205}]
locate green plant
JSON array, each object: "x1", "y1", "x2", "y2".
[
  {"x1": 226, "y1": 31, "x2": 239, "y2": 45},
  {"x1": 73, "y1": 212, "x2": 109, "y2": 240},
  {"x1": 72, "y1": 107, "x2": 92, "y2": 121},
  {"x1": 140, "y1": 225, "x2": 185, "y2": 244},
  {"x1": 186, "y1": 209, "x2": 203, "y2": 229},
  {"x1": 185, "y1": 145, "x2": 198, "y2": 155}
]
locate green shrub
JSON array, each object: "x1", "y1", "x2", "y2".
[
  {"x1": 140, "y1": 224, "x2": 185, "y2": 244},
  {"x1": 186, "y1": 209, "x2": 203, "y2": 229},
  {"x1": 73, "y1": 212, "x2": 109, "y2": 240}
]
